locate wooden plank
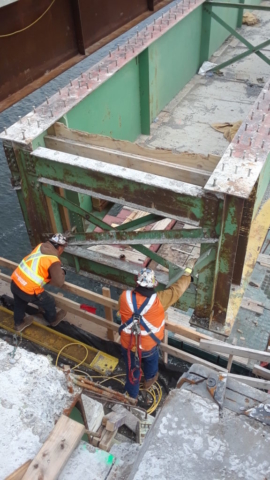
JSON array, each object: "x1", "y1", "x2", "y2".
[
  {"x1": 53, "y1": 122, "x2": 220, "y2": 171},
  {"x1": 163, "y1": 329, "x2": 169, "y2": 364},
  {"x1": 99, "y1": 429, "x2": 117, "y2": 452},
  {"x1": 5, "y1": 460, "x2": 32, "y2": 480},
  {"x1": 45, "y1": 135, "x2": 211, "y2": 187},
  {"x1": 166, "y1": 320, "x2": 212, "y2": 342},
  {"x1": 241, "y1": 297, "x2": 264, "y2": 314},
  {"x1": 160, "y1": 343, "x2": 227, "y2": 372},
  {"x1": 0, "y1": 270, "x2": 212, "y2": 347},
  {"x1": 22, "y1": 415, "x2": 85, "y2": 480},
  {"x1": 252, "y1": 364, "x2": 270, "y2": 380},
  {"x1": 102, "y1": 287, "x2": 117, "y2": 342},
  {"x1": 227, "y1": 374, "x2": 270, "y2": 390},
  {"x1": 257, "y1": 253, "x2": 270, "y2": 267},
  {"x1": 200, "y1": 339, "x2": 270, "y2": 362},
  {"x1": 103, "y1": 412, "x2": 127, "y2": 432},
  {"x1": 0, "y1": 257, "x2": 118, "y2": 310}
]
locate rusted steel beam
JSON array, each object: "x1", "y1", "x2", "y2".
[
  {"x1": 0, "y1": 0, "x2": 205, "y2": 144},
  {"x1": 232, "y1": 184, "x2": 257, "y2": 285},
  {"x1": 69, "y1": 228, "x2": 216, "y2": 246},
  {"x1": 210, "y1": 195, "x2": 244, "y2": 327},
  {"x1": 34, "y1": 147, "x2": 221, "y2": 225}
]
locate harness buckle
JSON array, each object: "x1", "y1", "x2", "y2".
[{"x1": 132, "y1": 314, "x2": 141, "y2": 335}]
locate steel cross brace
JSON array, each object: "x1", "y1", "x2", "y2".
[
  {"x1": 42, "y1": 185, "x2": 162, "y2": 232},
  {"x1": 206, "y1": 39, "x2": 270, "y2": 72},
  {"x1": 69, "y1": 228, "x2": 217, "y2": 246},
  {"x1": 204, "y1": 7, "x2": 270, "y2": 67},
  {"x1": 205, "y1": 2, "x2": 270, "y2": 11},
  {"x1": 42, "y1": 185, "x2": 186, "y2": 279}
]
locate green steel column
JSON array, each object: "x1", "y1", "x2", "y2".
[
  {"x1": 64, "y1": 190, "x2": 85, "y2": 234},
  {"x1": 200, "y1": 5, "x2": 213, "y2": 64},
  {"x1": 15, "y1": 150, "x2": 55, "y2": 246},
  {"x1": 139, "y1": 48, "x2": 151, "y2": 135},
  {"x1": 237, "y1": 0, "x2": 245, "y2": 28},
  {"x1": 211, "y1": 194, "x2": 244, "y2": 327}
]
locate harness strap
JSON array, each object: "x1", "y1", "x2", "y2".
[{"x1": 118, "y1": 292, "x2": 151, "y2": 334}]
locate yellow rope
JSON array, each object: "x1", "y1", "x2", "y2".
[
  {"x1": 0, "y1": 0, "x2": 56, "y2": 38},
  {"x1": 55, "y1": 342, "x2": 89, "y2": 369}
]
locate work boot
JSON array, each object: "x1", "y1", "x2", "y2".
[
  {"x1": 14, "y1": 316, "x2": 34, "y2": 332},
  {"x1": 50, "y1": 309, "x2": 67, "y2": 327},
  {"x1": 143, "y1": 371, "x2": 159, "y2": 390}
]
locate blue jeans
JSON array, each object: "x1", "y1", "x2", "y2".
[{"x1": 121, "y1": 346, "x2": 159, "y2": 398}]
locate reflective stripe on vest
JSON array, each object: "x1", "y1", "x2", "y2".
[
  {"x1": 17, "y1": 246, "x2": 50, "y2": 287},
  {"x1": 121, "y1": 290, "x2": 165, "y2": 336}
]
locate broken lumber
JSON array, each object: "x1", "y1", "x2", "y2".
[
  {"x1": 72, "y1": 375, "x2": 137, "y2": 405},
  {"x1": 99, "y1": 428, "x2": 117, "y2": 452},
  {"x1": 22, "y1": 415, "x2": 85, "y2": 480},
  {"x1": 102, "y1": 411, "x2": 127, "y2": 432}
]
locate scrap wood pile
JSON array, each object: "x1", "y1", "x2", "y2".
[{"x1": 69, "y1": 373, "x2": 157, "y2": 452}]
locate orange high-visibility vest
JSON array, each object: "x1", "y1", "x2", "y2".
[
  {"x1": 119, "y1": 291, "x2": 165, "y2": 351},
  {"x1": 11, "y1": 244, "x2": 60, "y2": 295}
]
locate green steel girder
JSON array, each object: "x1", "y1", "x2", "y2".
[
  {"x1": 206, "y1": 39, "x2": 270, "y2": 72},
  {"x1": 34, "y1": 148, "x2": 222, "y2": 227},
  {"x1": 69, "y1": 228, "x2": 216, "y2": 246},
  {"x1": 204, "y1": 7, "x2": 270, "y2": 67},
  {"x1": 42, "y1": 183, "x2": 184, "y2": 277},
  {"x1": 206, "y1": 2, "x2": 270, "y2": 11}
]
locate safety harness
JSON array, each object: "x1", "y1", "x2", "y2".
[{"x1": 119, "y1": 291, "x2": 161, "y2": 385}]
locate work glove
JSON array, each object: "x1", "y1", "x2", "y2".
[{"x1": 61, "y1": 266, "x2": 67, "y2": 275}]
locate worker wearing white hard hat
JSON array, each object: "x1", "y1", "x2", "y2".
[
  {"x1": 11, "y1": 234, "x2": 68, "y2": 332},
  {"x1": 119, "y1": 265, "x2": 193, "y2": 399}
]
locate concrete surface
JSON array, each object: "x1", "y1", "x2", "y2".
[
  {"x1": 128, "y1": 381, "x2": 270, "y2": 480},
  {"x1": 137, "y1": 4, "x2": 270, "y2": 158}
]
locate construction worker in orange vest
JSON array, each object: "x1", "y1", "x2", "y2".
[
  {"x1": 11, "y1": 234, "x2": 68, "y2": 332},
  {"x1": 118, "y1": 266, "x2": 193, "y2": 399}
]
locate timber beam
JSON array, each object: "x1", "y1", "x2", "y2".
[
  {"x1": 33, "y1": 147, "x2": 222, "y2": 226},
  {"x1": 44, "y1": 135, "x2": 211, "y2": 187}
]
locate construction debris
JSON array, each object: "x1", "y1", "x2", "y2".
[
  {"x1": 243, "y1": 12, "x2": 259, "y2": 25},
  {"x1": 81, "y1": 394, "x2": 104, "y2": 432},
  {"x1": 211, "y1": 121, "x2": 242, "y2": 142},
  {"x1": 71, "y1": 375, "x2": 137, "y2": 405},
  {"x1": 102, "y1": 411, "x2": 127, "y2": 432}
]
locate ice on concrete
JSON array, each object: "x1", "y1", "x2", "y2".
[
  {"x1": 81, "y1": 393, "x2": 104, "y2": 432},
  {"x1": 0, "y1": 339, "x2": 79, "y2": 479}
]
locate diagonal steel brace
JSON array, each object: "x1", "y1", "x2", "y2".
[{"x1": 205, "y1": 7, "x2": 270, "y2": 66}]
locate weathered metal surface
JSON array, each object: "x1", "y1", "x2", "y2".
[
  {"x1": 0, "y1": 0, "x2": 205, "y2": 144},
  {"x1": 206, "y1": 372, "x2": 227, "y2": 410},
  {"x1": 243, "y1": 403, "x2": 270, "y2": 426},
  {"x1": 211, "y1": 195, "x2": 244, "y2": 326},
  {"x1": 0, "y1": 0, "x2": 168, "y2": 108},
  {"x1": 232, "y1": 184, "x2": 257, "y2": 285},
  {"x1": 193, "y1": 244, "x2": 217, "y2": 321},
  {"x1": 69, "y1": 228, "x2": 217, "y2": 246},
  {"x1": 33, "y1": 147, "x2": 221, "y2": 223}
]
